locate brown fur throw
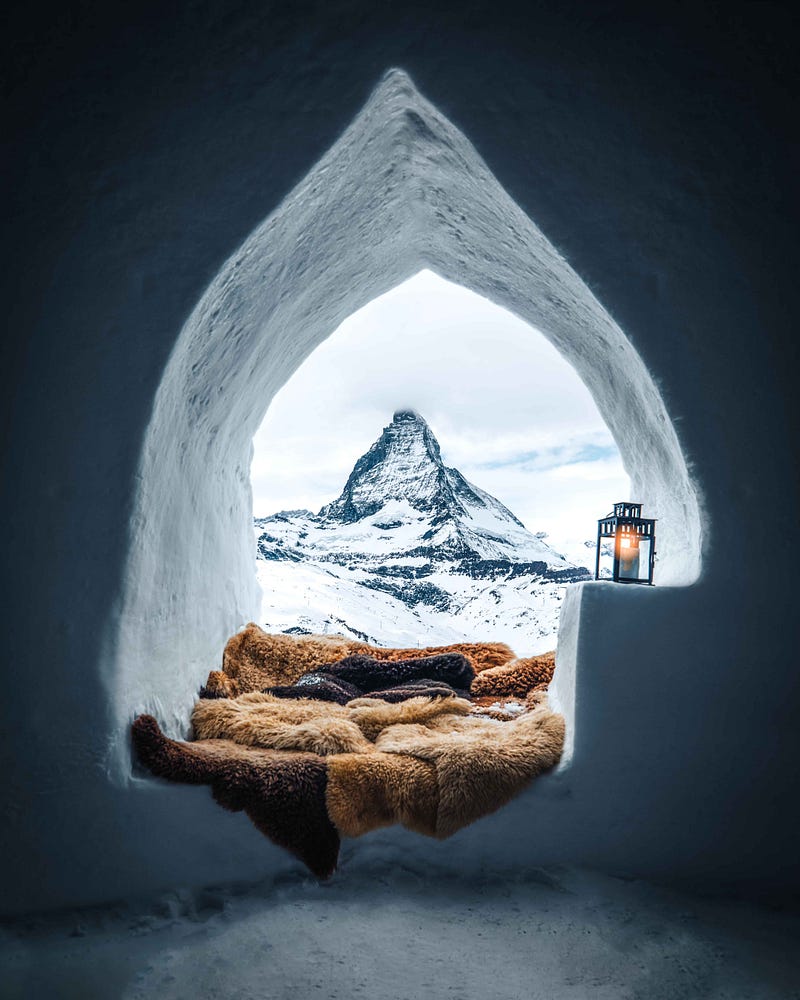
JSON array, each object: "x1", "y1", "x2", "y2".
[
  {"x1": 470, "y1": 652, "x2": 556, "y2": 698},
  {"x1": 134, "y1": 692, "x2": 563, "y2": 876},
  {"x1": 191, "y1": 691, "x2": 473, "y2": 753},
  {"x1": 326, "y1": 752, "x2": 439, "y2": 838},
  {"x1": 201, "y1": 625, "x2": 516, "y2": 698},
  {"x1": 372, "y1": 705, "x2": 565, "y2": 837},
  {"x1": 135, "y1": 629, "x2": 564, "y2": 880},
  {"x1": 203, "y1": 628, "x2": 365, "y2": 698},
  {"x1": 344, "y1": 695, "x2": 473, "y2": 742},
  {"x1": 186, "y1": 690, "x2": 561, "y2": 836},
  {"x1": 131, "y1": 714, "x2": 340, "y2": 878}
]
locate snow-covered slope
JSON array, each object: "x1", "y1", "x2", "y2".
[{"x1": 255, "y1": 411, "x2": 591, "y2": 652}]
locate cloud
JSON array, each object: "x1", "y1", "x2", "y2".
[{"x1": 251, "y1": 270, "x2": 630, "y2": 542}]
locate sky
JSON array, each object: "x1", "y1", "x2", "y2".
[{"x1": 250, "y1": 270, "x2": 629, "y2": 548}]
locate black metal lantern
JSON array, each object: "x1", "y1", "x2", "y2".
[{"x1": 595, "y1": 502, "x2": 656, "y2": 585}]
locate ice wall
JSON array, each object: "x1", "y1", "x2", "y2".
[
  {"x1": 111, "y1": 70, "x2": 701, "y2": 767},
  {"x1": 2, "y1": 3, "x2": 797, "y2": 913}
]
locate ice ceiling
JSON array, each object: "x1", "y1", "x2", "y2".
[{"x1": 108, "y1": 69, "x2": 703, "y2": 775}]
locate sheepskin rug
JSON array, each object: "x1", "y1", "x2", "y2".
[
  {"x1": 471, "y1": 652, "x2": 556, "y2": 698},
  {"x1": 133, "y1": 628, "x2": 564, "y2": 878},
  {"x1": 200, "y1": 624, "x2": 514, "y2": 698},
  {"x1": 191, "y1": 691, "x2": 472, "y2": 755}
]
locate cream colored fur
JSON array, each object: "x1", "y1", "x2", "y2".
[
  {"x1": 344, "y1": 695, "x2": 472, "y2": 741},
  {"x1": 192, "y1": 692, "x2": 473, "y2": 755},
  {"x1": 192, "y1": 693, "x2": 368, "y2": 754}
]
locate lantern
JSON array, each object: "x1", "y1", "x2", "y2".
[{"x1": 595, "y1": 502, "x2": 656, "y2": 585}]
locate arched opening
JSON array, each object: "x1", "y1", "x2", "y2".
[
  {"x1": 250, "y1": 269, "x2": 629, "y2": 652},
  {"x1": 108, "y1": 68, "x2": 703, "y2": 777}
]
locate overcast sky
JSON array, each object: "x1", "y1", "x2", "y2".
[{"x1": 251, "y1": 270, "x2": 629, "y2": 545}]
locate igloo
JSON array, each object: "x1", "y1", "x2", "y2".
[{"x1": 2, "y1": 20, "x2": 797, "y2": 917}]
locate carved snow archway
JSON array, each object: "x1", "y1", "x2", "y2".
[{"x1": 109, "y1": 70, "x2": 703, "y2": 775}]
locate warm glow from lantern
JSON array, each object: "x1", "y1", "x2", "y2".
[{"x1": 596, "y1": 502, "x2": 655, "y2": 584}]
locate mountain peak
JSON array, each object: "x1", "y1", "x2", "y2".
[
  {"x1": 317, "y1": 408, "x2": 533, "y2": 548},
  {"x1": 392, "y1": 408, "x2": 423, "y2": 423},
  {"x1": 318, "y1": 410, "x2": 445, "y2": 524}
]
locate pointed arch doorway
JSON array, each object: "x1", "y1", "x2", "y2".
[{"x1": 108, "y1": 69, "x2": 702, "y2": 776}]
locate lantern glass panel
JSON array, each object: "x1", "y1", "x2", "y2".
[
  {"x1": 596, "y1": 539, "x2": 614, "y2": 579},
  {"x1": 617, "y1": 535, "x2": 651, "y2": 582}
]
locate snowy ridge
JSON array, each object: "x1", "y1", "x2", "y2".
[{"x1": 255, "y1": 411, "x2": 591, "y2": 652}]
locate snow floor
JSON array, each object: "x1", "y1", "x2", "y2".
[{"x1": 2, "y1": 860, "x2": 798, "y2": 1000}]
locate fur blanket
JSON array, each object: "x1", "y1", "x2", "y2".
[
  {"x1": 200, "y1": 624, "x2": 514, "y2": 698},
  {"x1": 133, "y1": 628, "x2": 564, "y2": 878},
  {"x1": 470, "y1": 652, "x2": 556, "y2": 698},
  {"x1": 321, "y1": 652, "x2": 474, "y2": 692},
  {"x1": 191, "y1": 692, "x2": 473, "y2": 754},
  {"x1": 134, "y1": 689, "x2": 563, "y2": 876},
  {"x1": 371, "y1": 706, "x2": 564, "y2": 837}
]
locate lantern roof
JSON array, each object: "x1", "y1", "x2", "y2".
[{"x1": 604, "y1": 501, "x2": 651, "y2": 520}]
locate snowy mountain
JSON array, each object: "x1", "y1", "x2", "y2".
[{"x1": 254, "y1": 410, "x2": 591, "y2": 653}]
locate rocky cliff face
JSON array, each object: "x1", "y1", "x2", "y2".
[{"x1": 254, "y1": 411, "x2": 591, "y2": 651}]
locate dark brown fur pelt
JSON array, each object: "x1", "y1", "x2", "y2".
[
  {"x1": 131, "y1": 714, "x2": 340, "y2": 878},
  {"x1": 356, "y1": 679, "x2": 465, "y2": 702},
  {"x1": 470, "y1": 652, "x2": 556, "y2": 698},
  {"x1": 264, "y1": 672, "x2": 363, "y2": 705},
  {"x1": 321, "y1": 653, "x2": 474, "y2": 693},
  {"x1": 265, "y1": 676, "x2": 465, "y2": 705}
]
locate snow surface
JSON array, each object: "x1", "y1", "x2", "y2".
[
  {"x1": 255, "y1": 556, "x2": 572, "y2": 651},
  {"x1": 254, "y1": 410, "x2": 589, "y2": 651},
  {"x1": 2, "y1": 865, "x2": 798, "y2": 1000}
]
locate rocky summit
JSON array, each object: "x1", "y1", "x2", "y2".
[{"x1": 254, "y1": 411, "x2": 591, "y2": 651}]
